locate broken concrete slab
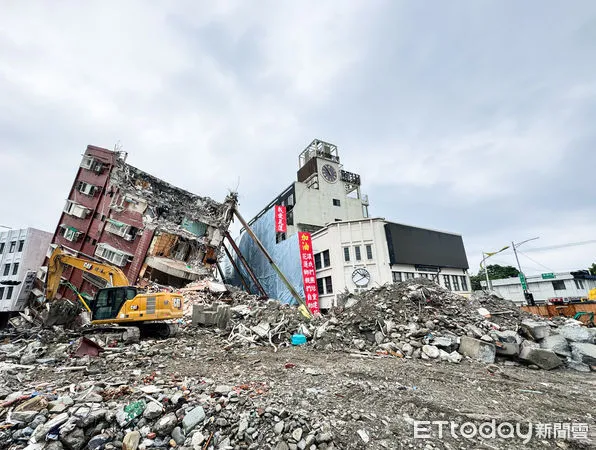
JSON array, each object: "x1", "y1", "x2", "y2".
[
  {"x1": 422, "y1": 345, "x2": 440, "y2": 359},
  {"x1": 540, "y1": 335, "x2": 571, "y2": 358},
  {"x1": 570, "y1": 342, "x2": 596, "y2": 366},
  {"x1": 566, "y1": 358, "x2": 591, "y2": 372},
  {"x1": 519, "y1": 347, "x2": 563, "y2": 370},
  {"x1": 432, "y1": 336, "x2": 457, "y2": 351},
  {"x1": 557, "y1": 325, "x2": 594, "y2": 343},
  {"x1": 490, "y1": 330, "x2": 522, "y2": 344},
  {"x1": 520, "y1": 319, "x2": 550, "y2": 340},
  {"x1": 458, "y1": 336, "x2": 496, "y2": 363},
  {"x1": 494, "y1": 341, "x2": 520, "y2": 356}
]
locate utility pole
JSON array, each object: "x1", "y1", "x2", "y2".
[
  {"x1": 512, "y1": 237, "x2": 539, "y2": 305},
  {"x1": 482, "y1": 253, "x2": 491, "y2": 291},
  {"x1": 480, "y1": 245, "x2": 509, "y2": 291}
]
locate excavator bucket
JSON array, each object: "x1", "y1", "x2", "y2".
[{"x1": 42, "y1": 299, "x2": 82, "y2": 327}]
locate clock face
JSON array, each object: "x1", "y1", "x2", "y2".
[
  {"x1": 321, "y1": 164, "x2": 338, "y2": 183},
  {"x1": 352, "y1": 268, "x2": 371, "y2": 287}
]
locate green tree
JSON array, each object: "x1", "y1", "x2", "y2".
[
  {"x1": 485, "y1": 264, "x2": 519, "y2": 279},
  {"x1": 470, "y1": 264, "x2": 519, "y2": 291},
  {"x1": 589, "y1": 263, "x2": 596, "y2": 276}
]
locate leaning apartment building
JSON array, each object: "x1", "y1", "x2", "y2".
[
  {"x1": 39, "y1": 145, "x2": 237, "y2": 302},
  {"x1": 230, "y1": 139, "x2": 471, "y2": 310}
]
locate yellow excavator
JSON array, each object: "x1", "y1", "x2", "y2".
[{"x1": 44, "y1": 246, "x2": 183, "y2": 340}]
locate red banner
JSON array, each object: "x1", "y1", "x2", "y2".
[
  {"x1": 298, "y1": 232, "x2": 320, "y2": 314},
  {"x1": 275, "y1": 205, "x2": 287, "y2": 233}
]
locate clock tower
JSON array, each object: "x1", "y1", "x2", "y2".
[{"x1": 291, "y1": 139, "x2": 369, "y2": 232}]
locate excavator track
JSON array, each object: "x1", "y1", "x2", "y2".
[
  {"x1": 80, "y1": 322, "x2": 178, "y2": 344},
  {"x1": 82, "y1": 326, "x2": 141, "y2": 344},
  {"x1": 138, "y1": 322, "x2": 179, "y2": 338}
]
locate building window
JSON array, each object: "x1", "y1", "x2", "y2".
[
  {"x1": 317, "y1": 278, "x2": 324, "y2": 295},
  {"x1": 64, "y1": 200, "x2": 90, "y2": 219},
  {"x1": 443, "y1": 275, "x2": 451, "y2": 290},
  {"x1": 77, "y1": 181, "x2": 98, "y2": 196},
  {"x1": 276, "y1": 232, "x2": 286, "y2": 243},
  {"x1": 314, "y1": 250, "x2": 330, "y2": 269},
  {"x1": 12, "y1": 263, "x2": 19, "y2": 276},
  {"x1": 95, "y1": 243, "x2": 131, "y2": 267},
  {"x1": 60, "y1": 225, "x2": 82, "y2": 242},
  {"x1": 343, "y1": 247, "x2": 350, "y2": 262},
  {"x1": 325, "y1": 276, "x2": 333, "y2": 294},
  {"x1": 9, "y1": 241, "x2": 16, "y2": 253},
  {"x1": 314, "y1": 253, "x2": 322, "y2": 270},
  {"x1": 574, "y1": 279, "x2": 585, "y2": 289},
  {"x1": 18, "y1": 240, "x2": 24, "y2": 252},
  {"x1": 287, "y1": 194, "x2": 294, "y2": 206},
  {"x1": 406, "y1": 272, "x2": 415, "y2": 280},
  {"x1": 420, "y1": 273, "x2": 428, "y2": 279},
  {"x1": 460, "y1": 276, "x2": 468, "y2": 291},
  {"x1": 354, "y1": 246, "x2": 361, "y2": 261},
  {"x1": 392, "y1": 272, "x2": 402, "y2": 282},
  {"x1": 552, "y1": 280, "x2": 566, "y2": 291},
  {"x1": 452, "y1": 275, "x2": 460, "y2": 291},
  {"x1": 332, "y1": 199, "x2": 341, "y2": 206},
  {"x1": 3, "y1": 264, "x2": 9, "y2": 276},
  {"x1": 366, "y1": 245, "x2": 373, "y2": 260},
  {"x1": 0, "y1": 287, "x2": 3, "y2": 299},
  {"x1": 0, "y1": 243, "x2": 4, "y2": 254},
  {"x1": 6, "y1": 287, "x2": 13, "y2": 299},
  {"x1": 317, "y1": 276, "x2": 333, "y2": 295},
  {"x1": 105, "y1": 220, "x2": 138, "y2": 241}
]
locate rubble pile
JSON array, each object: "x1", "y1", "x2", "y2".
[
  {"x1": 0, "y1": 334, "x2": 339, "y2": 450},
  {"x1": 224, "y1": 299, "x2": 311, "y2": 351},
  {"x1": 300, "y1": 279, "x2": 596, "y2": 372}
]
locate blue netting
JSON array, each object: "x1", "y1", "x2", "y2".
[{"x1": 222, "y1": 208, "x2": 303, "y2": 304}]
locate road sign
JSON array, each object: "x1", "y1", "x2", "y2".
[
  {"x1": 518, "y1": 273, "x2": 528, "y2": 290},
  {"x1": 541, "y1": 273, "x2": 555, "y2": 279}
]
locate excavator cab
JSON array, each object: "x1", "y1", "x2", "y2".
[
  {"x1": 91, "y1": 287, "x2": 138, "y2": 321},
  {"x1": 43, "y1": 246, "x2": 184, "y2": 334}
]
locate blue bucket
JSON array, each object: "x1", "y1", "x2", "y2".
[{"x1": 291, "y1": 334, "x2": 307, "y2": 345}]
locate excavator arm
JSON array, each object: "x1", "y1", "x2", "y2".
[{"x1": 45, "y1": 246, "x2": 131, "y2": 301}]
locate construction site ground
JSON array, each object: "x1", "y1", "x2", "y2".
[{"x1": 20, "y1": 330, "x2": 596, "y2": 449}]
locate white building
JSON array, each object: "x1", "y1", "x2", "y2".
[
  {"x1": 0, "y1": 227, "x2": 52, "y2": 324},
  {"x1": 311, "y1": 218, "x2": 470, "y2": 309},
  {"x1": 489, "y1": 271, "x2": 596, "y2": 305},
  {"x1": 234, "y1": 138, "x2": 471, "y2": 308}
]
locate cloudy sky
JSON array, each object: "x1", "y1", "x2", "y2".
[{"x1": 1, "y1": 1, "x2": 595, "y2": 276}]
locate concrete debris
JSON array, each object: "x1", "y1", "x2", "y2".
[
  {"x1": 1, "y1": 278, "x2": 596, "y2": 449},
  {"x1": 557, "y1": 325, "x2": 595, "y2": 343},
  {"x1": 570, "y1": 342, "x2": 596, "y2": 366},
  {"x1": 459, "y1": 336, "x2": 496, "y2": 363},
  {"x1": 540, "y1": 334, "x2": 572, "y2": 357},
  {"x1": 520, "y1": 319, "x2": 551, "y2": 340},
  {"x1": 519, "y1": 347, "x2": 564, "y2": 370}
]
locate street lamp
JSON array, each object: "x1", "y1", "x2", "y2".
[
  {"x1": 480, "y1": 245, "x2": 510, "y2": 291},
  {"x1": 512, "y1": 237, "x2": 539, "y2": 305}
]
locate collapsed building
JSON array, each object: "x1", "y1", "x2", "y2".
[{"x1": 39, "y1": 145, "x2": 237, "y2": 302}]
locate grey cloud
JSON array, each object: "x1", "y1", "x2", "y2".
[{"x1": 1, "y1": 0, "x2": 595, "y2": 274}]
